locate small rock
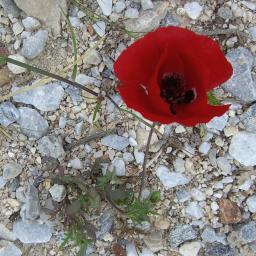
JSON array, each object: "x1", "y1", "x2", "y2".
[
  {"x1": 0, "y1": 224, "x2": 16, "y2": 241},
  {"x1": 125, "y1": 8, "x2": 139, "y2": 18},
  {"x1": 201, "y1": 226, "x2": 227, "y2": 245},
  {"x1": 144, "y1": 231, "x2": 164, "y2": 252},
  {"x1": 82, "y1": 49, "x2": 102, "y2": 66},
  {"x1": 205, "y1": 243, "x2": 235, "y2": 256},
  {"x1": 101, "y1": 135, "x2": 129, "y2": 150},
  {"x1": 3, "y1": 162, "x2": 22, "y2": 180},
  {"x1": 229, "y1": 132, "x2": 256, "y2": 166},
  {"x1": 96, "y1": 210, "x2": 114, "y2": 239},
  {"x1": 191, "y1": 188, "x2": 206, "y2": 201},
  {"x1": 37, "y1": 135, "x2": 65, "y2": 159},
  {"x1": 113, "y1": 1, "x2": 126, "y2": 13},
  {"x1": 176, "y1": 190, "x2": 191, "y2": 203},
  {"x1": 123, "y1": 152, "x2": 134, "y2": 162},
  {"x1": 112, "y1": 158, "x2": 125, "y2": 176},
  {"x1": 141, "y1": 0, "x2": 154, "y2": 10},
  {"x1": 17, "y1": 107, "x2": 48, "y2": 139},
  {"x1": 179, "y1": 241, "x2": 202, "y2": 256},
  {"x1": 49, "y1": 184, "x2": 66, "y2": 202},
  {"x1": 248, "y1": 26, "x2": 256, "y2": 39},
  {"x1": 184, "y1": 2, "x2": 203, "y2": 20},
  {"x1": 0, "y1": 102, "x2": 20, "y2": 127},
  {"x1": 238, "y1": 221, "x2": 256, "y2": 244},
  {"x1": 97, "y1": 0, "x2": 112, "y2": 16},
  {"x1": 75, "y1": 74, "x2": 100, "y2": 87},
  {"x1": 134, "y1": 150, "x2": 144, "y2": 164},
  {"x1": 58, "y1": 116, "x2": 67, "y2": 129},
  {"x1": 185, "y1": 202, "x2": 204, "y2": 220},
  {"x1": 124, "y1": 1, "x2": 168, "y2": 32},
  {"x1": 13, "y1": 220, "x2": 52, "y2": 244},
  {"x1": 93, "y1": 21, "x2": 106, "y2": 37},
  {"x1": 0, "y1": 177, "x2": 7, "y2": 189},
  {"x1": 246, "y1": 195, "x2": 256, "y2": 213},
  {"x1": 240, "y1": 103, "x2": 256, "y2": 133},
  {"x1": 217, "y1": 157, "x2": 232, "y2": 175},
  {"x1": 65, "y1": 85, "x2": 82, "y2": 105},
  {"x1": 129, "y1": 137, "x2": 138, "y2": 147},
  {"x1": 0, "y1": 240, "x2": 22, "y2": 256},
  {"x1": 21, "y1": 29, "x2": 48, "y2": 59},
  {"x1": 13, "y1": 83, "x2": 64, "y2": 111},
  {"x1": 0, "y1": 0, "x2": 20, "y2": 17},
  {"x1": 156, "y1": 165, "x2": 190, "y2": 189},
  {"x1": 22, "y1": 185, "x2": 40, "y2": 221},
  {"x1": 126, "y1": 241, "x2": 139, "y2": 256},
  {"x1": 174, "y1": 157, "x2": 186, "y2": 173},
  {"x1": 69, "y1": 16, "x2": 80, "y2": 27},
  {"x1": 168, "y1": 224, "x2": 198, "y2": 247},
  {"x1": 14, "y1": 0, "x2": 66, "y2": 35},
  {"x1": 199, "y1": 142, "x2": 211, "y2": 155},
  {"x1": 7, "y1": 54, "x2": 27, "y2": 74},
  {"x1": 206, "y1": 114, "x2": 228, "y2": 131},
  {"x1": 136, "y1": 128, "x2": 159, "y2": 152},
  {"x1": 154, "y1": 218, "x2": 170, "y2": 230},
  {"x1": 217, "y1": 6, "x2": 233, "y2": 20},
  {"x1": 22, "y1": 17, "x2": 41, "y2": 31},
  {"x1": 69, "y1": 158, "x2": 83, "y2": 169},
  {"x1": 219, "y1": 198, "x2": 241, "y2": 224},
  {"x1": 74, "y1": 121, "x2": 83, "y2": 136},
  {"x1": 12, "y1": 22, "x2": 24, "y2": 35},
  {"x1": 223, "y1": 47, "x2": 256, "y2": 103}
]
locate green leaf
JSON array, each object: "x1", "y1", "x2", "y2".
[
  {"x1": 149, "y1": 191, "x2": 161, "y2": 203},
  {"x1": 96, "y1": 171, "x2": 119, "y2": 190},
  {"x1": 208, "y1": 91, "x2": 220, "y2": 106},
  {"x1": 0, "y1": 56, "x2": 7, "y2": 65}
]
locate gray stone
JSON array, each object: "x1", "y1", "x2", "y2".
[
  {"x1": 113, "y1": 1, "x2": 126, "y2": 13},
  {"x1": 168, "y1": 224, "x2": 198, "y2": 247},
  {"x1": 123, "y1": 152, "x2": 134, "y2": 162},
  {"x1": 185, "y1": 202, "x2": 204, "y2": 220},
  {"x1": 96, "y1": 210, "x2": 114, "y2": 239},
  {"x1": 201, "y1": 226, "x2": 227, "y2": 244},
  {"x1": 0, "y1": 224, "x2": 16, "y2": 241},
  {"x1": 161, "y1": 13, "x2": 180, "y2": 26},
  {"x1": 75, "y1": 74, "x2": 100, "y2": 87},
  {"x1": 69, "y1": 158, "x2": 83, "y2": 169},
  {"x1": 37, "y1": 135, "x2": 65, "y2": 159},
  {"x1": 246, "y1": 196, "x2": 256, "y2": 213},
  {"x1": 134, "y1": 150, "x2": 144, "y2": 164},
  {"x1": 112, "y1": 158, "x2": 125, "y2": 176},
  {"x1": 21, "y1": 30, "x2": 48, "y2": 59},
  {"x1": 49, "y1": 184, "x2": 66, "y2": 202},
  {"x1": 74, "y1": 121, "x2": 83, "y2": 136},
  {"x1": 65, "y1": 86, "x2": 82, "y2": 105},
  {"x1": 125, "y1": 8, "x2": 139, "y2": 18},
  {"x1": 13, "y1": 83, "x2": 64, "y2": 111},
  {"x1": 217, "y1": 157, "x2": 232, "y2": 175},
  {"x1": 58, "y1": 116, "x2": 67, "y2": 129},
  {"x1": 14, "y1": 0, "x2": 66, "y2": 35},
  {"x1": 205, "y1": 243, "x2": 235, "y2": 256},
  {"x1": 184, "y1": 2, "x2": 203, "y2": 20},
  {"x1": 239, "y1": 222, "x2": 256, "y2": 244},
  {"x1": 124, "y1": 1, "x2": 168, "y2": 32},
  {"x1": 190, "y1": 188, "x2": 206, "y2": 201},
  {"x1": 156, "y1": 165, "x2": 190, "y2": 189},
  {"x1": 69, "y1": 16, "x2": 80, "y2": 27},
  {"x1": 0, "y1": 102, "x2": 20, "y2": 127},
  {"x1": 0, "y1": 0, "x2": 20, "y2": 17},
  {"x1": 174, "y1": 157, "x2": 185, "y2": 173},
  {"x1": 0, "y1": 177, "x2": 7, "y2": 189},
  {"x1": 248, "y1": 26, "x2": 256, "y2": 39},
  {"x1": 97, "y1": 0, "x2": 112, "y2": 16},
  {"x1": 141, "y1": 0, "x2": 154, "y2": 10},
  {"x1": 82, "y1": 49, "x2": 102, "y2": 66},
  {"x1": 199, "y1": 142, "x2": 211, "y2": 155},
  {"x1": 22, "y1": 17, "x2": 41, "y2": 31},
  {"x1": 101, "y1": 135, "x2": 129, "y2": 150},
  {"x1": 0, "y1": 241, "x2": 22, "y2": 256},
  {"x1": 3, "y1": 162, "x2": 22, "y2": 180},
  {"x1": 93, "y1": 21, "x2": 106, "y2": 37},
  {"x1": 176, "y1": 190, "x2": 191, "y2": 203},
  {"x1": 217, "y1": 6, "x2": 233, "y2": 20},
  {"x1": 22, "y1": 185, "x2": 40, "y2": 221},
  {"x1": 223, "y1": 47, "x2": 256, "y2": 103},
  {"x1": 13, "y1": 220, "x2": 52, "y2": 244},
  {"x1": 206, "y1": 114, "x2": 228, "y2": 131},
  {"x1": 240, "y1": 103, "x2": 256, "y2": 132},
  {"x1": 17, "y1": 107, "x2": 49, "y2": 139},
  {"x1": 229, "y1": 132, "x2": 256, "y2": 166}
]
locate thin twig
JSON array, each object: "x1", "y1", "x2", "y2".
[
  {"x1": 64, "y1": 129, "x2": 115, "y2": 151},
  {"x1": 139, "y1": 122, "x2": 156, "y2": 200}
]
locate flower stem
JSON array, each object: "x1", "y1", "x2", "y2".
[
  {"x1": 139, "y1": 122, "x2": 156, "y2": 200},
  {"x1": 4, "y1": 57, "x2": 98, "y2": 97}
]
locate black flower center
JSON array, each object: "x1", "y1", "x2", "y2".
[{"x1": 159, "y1": 73, "x2": 196, "y2": 115}]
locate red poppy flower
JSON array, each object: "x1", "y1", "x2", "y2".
[{"x1": 114, "y1": 26, "x2": 233, "y2": 126}]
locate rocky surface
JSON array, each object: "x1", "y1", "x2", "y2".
[{"x1": 1, "y1": 0, "x2": 256, "y2": 255}]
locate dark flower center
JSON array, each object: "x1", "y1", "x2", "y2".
[{"x1": 159, "y1": 73, "x2": 196, "y2": 115}]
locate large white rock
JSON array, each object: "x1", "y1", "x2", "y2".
[{"x1": 229, "y1": 132, "x2": 256, "y2": 166}]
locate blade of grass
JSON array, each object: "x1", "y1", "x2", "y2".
[
  {"x1": 0, "y1": 126, "x2": 12, "y2": 139},
  {"x1": 92, "y1": 100, "x2": 101, "y2": 122},
  {"x1": 60, "y1": 7, "x2": 78, "y2": 81}
]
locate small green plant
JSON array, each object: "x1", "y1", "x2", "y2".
[
  {"x1": 208, "y1": 91, "x2": 221, "y2": 106},
  {"x1": 61, "y1": 224, "x2": 92, "y2": 256}
]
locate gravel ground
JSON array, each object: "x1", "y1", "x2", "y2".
[{"x1": 1, "y1": 0, "x2": 256, "y2": 255}]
